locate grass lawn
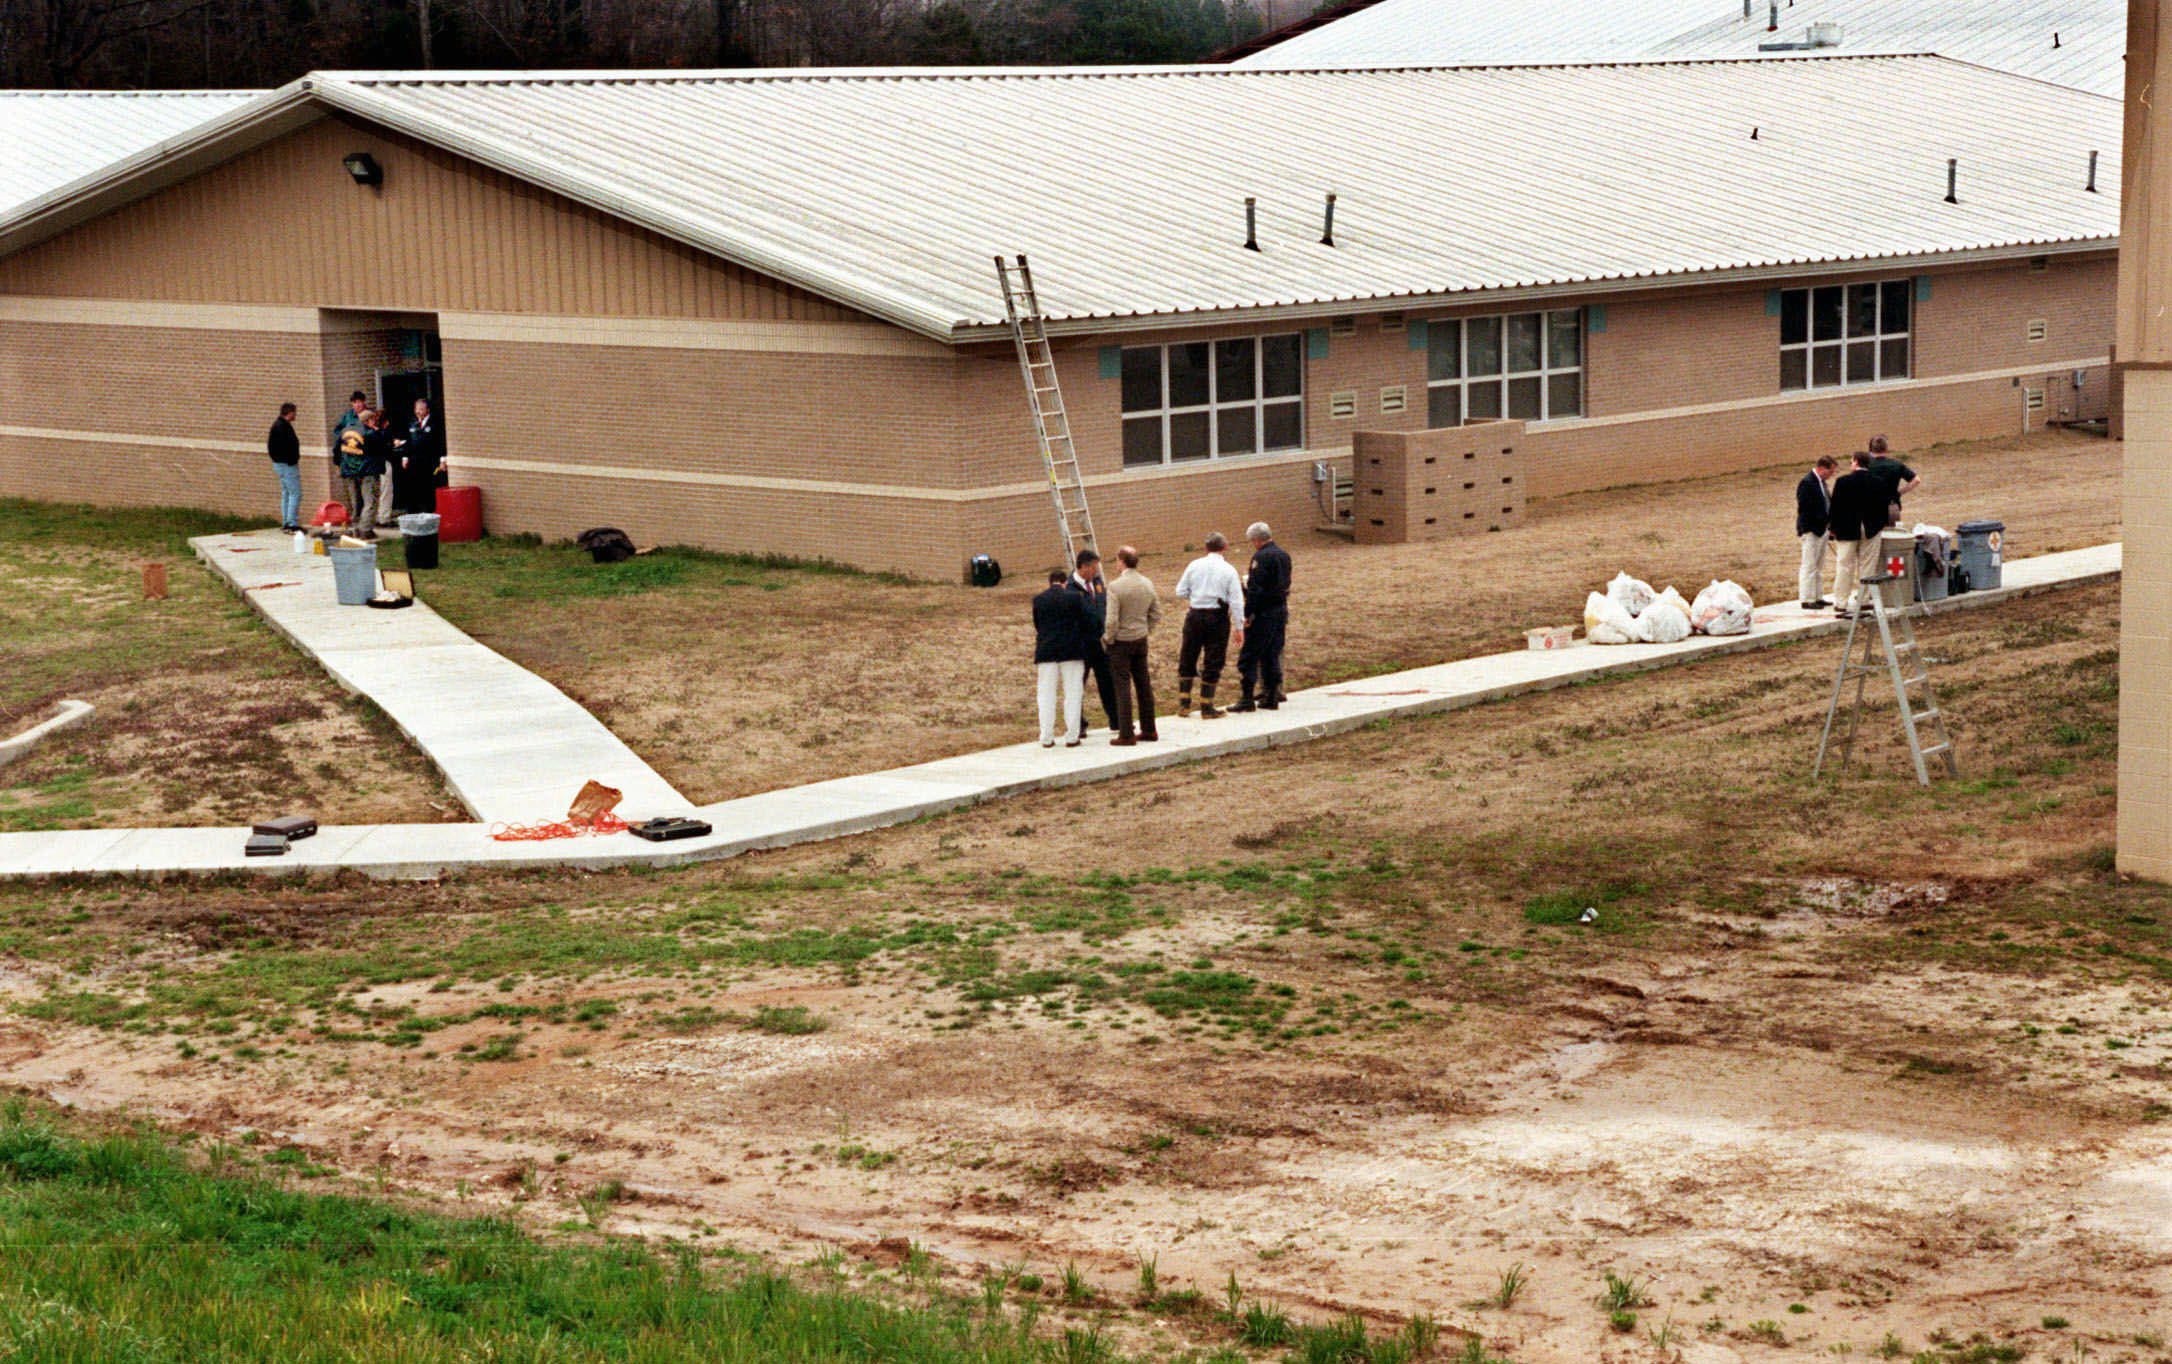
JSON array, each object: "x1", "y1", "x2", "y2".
[
  {"x1": 415, "y1": 428, "x2": 2120, "y2": 804},
  {"x1": 0, "y1": 499, "x2": 454, "y2": 829}
]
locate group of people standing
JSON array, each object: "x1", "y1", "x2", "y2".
[
  {"x1": 1031, "y1": 524, "x2": 1291, "y2": 747},
  {"x1": 265, "y1": 391, "x2": 445, "y2": 535},
  {"x1": 1794, "y1": 434, "x2": 1921, "y2": 616}
]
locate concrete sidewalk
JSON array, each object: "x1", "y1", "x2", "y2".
[
  {"x1": 192, "y1": 531, "x2": 691, "y2": 824},
  {"x1": 0, "y1": 542, "x2": 2120, "y2": 881}
]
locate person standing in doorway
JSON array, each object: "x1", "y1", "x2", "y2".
[
  {"x1": 1103, "y1": 545, "x2": 1161, "y2": 746},
  {"x1": 1795, "y1": 454, "x2": 1837, "y2": 610},
  {"x1": 268, "y1": 401, "x2": 302, "y2": 532},
  {"x1": 1173, "y1": 532, "x2": 1245, "y2": 719},
  {"x1": 1828, "y1": 451, "x2": 1885, "y2": 616},
  {"x1": 1069, "y1": 549, "x2": 1119, "y2": 732},
  {"x1": 330, "y1": 390, "x2": 367, "y2": 503},
  {"x1": 394, "y1": 397, "x2": 445, "y2": 514},
  {"x1": 1032, "y1": 568, "x2": 1092, "y2": 747},
  {"x1": 1234, "y1": 521, "x2": 1291, "y2": 712}
]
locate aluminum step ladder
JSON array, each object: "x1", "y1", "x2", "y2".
[
  {"x1": 995, "y1": 254, "x2": 1096, "y2": 567},
  {"x1": 1813, "y1": 574, "x2": 1959, "y2": 786}
]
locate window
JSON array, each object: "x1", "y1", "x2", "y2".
[
  {"x1": 1427, "y1": 308, "x2": 1583, "y2": 426},
  {"x1": 1120, "y1": 334, "x2": 1304, "y2": 467},
  {"x1": 1779, "y1": 281, "x2": 1910, "y2": 391}
]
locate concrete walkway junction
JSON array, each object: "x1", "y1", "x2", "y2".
[{"x1": 0, "y1": 532, "x2": 2122, "y2": 881}]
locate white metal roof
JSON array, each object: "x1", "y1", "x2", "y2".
[
  {"x1": 0, "y1": 90, "x2": 262, "y2": 216},
  {"x1": 0, "y1": 58, "x2": 2120, "y2": 340},
  {"x1": 1234, "y1": 0, "x2": 2127, "y2": 97}
]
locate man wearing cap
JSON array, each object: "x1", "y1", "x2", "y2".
[
  {"x1": 1173, "y1": 532, "x2": 1245, "y2": 720},
  {"x1": 1233, "y1": 521, "x2": 1291, "y2": 712}
]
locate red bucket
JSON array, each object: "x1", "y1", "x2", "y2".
[{"x1": 436, "y1": 486, "x2": 483, "y2": 543}]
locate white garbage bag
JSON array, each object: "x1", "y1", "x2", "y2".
[
  {"x1": 1690, "y1": 579, "x2": 1754, "y2": 636},
  {"x1": 1583, "y1": 591, "x2": 1637, "y2": 645},
  {"x1": 1606, "y1": 572, "x2": 1655, "y2": 617},
  {"x1": 1634, "y1": 597, "x2": 1692, "y2": 644}
]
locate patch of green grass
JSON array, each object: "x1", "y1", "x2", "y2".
[
  {"x1": 0, "y1": 1099, "x2": 1121, "y2": 1363},
  {"x1": 747, "y1": 1005, "x2": 827, "y2": 1035}
]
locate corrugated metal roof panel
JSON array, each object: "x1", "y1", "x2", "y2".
[
  {"x1": 306, "y1": 57, "x2": 2116, "y2": 336},
  {"x1": 1235, "y1": 0, "x2": 2125, "y2": 96},
  {"x1": 0, "y1": 90, "x2": 262, "y2": 215}
]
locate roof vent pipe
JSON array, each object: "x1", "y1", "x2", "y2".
[
  {"x1": 1320, "y1": 192, "x2": 1337, "y2": 247},
  {"x1": 1742, "y1": 0, "x2": 1750, "y2": 17},
  {"x1": 1244, "y1": 197, "x2": 1260, "y2": 252},
  {"x1": 1768, "y1": 1, "x2": 1778, "y2": 32},
  {"x1": 2054, "y1": 31, "x2": 2061, "y2": 48},
  {"x1": 2086, "y1": 148, "x2": 2099, "y2": 192},
  {"x1": 1944, "y1": 158, "x2": 1958, "y2": 204},
  {"x1": 1750, "y1": 125, "x2": 1759, "y2": 139}
]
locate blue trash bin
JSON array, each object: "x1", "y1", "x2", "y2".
[
  {"x1": 328, "y1": 543, "x2": 379, "y2": 605},
  {"x1": 1954, "y1": 519, "x2": 2005, "y2": 593}
]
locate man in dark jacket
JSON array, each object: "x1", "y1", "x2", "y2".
[
  {"x1": 1234, "y1": 521, "x2": 1292, "y2": 712},
  {"x1": 1068, "y1": 549, "x2": 1119, "y2": 732},
  {"x1": 393, "y1": 398, "x2": 446, "y2": 515},
  {"x1": 1795, "y1": 454, "x2": 1836, "y2": 609},
  {"x1": 268, "y1": 401, "x2": 302, "y2": 531},
  {"x1": 1033, "y1": 569, "x2": 1092, "y2": 747},
  {"x1": 1827, "y1": 451, "x2": 1887, "y2": 615},
  {"x1": 1864, "y1": 434, "x2": 1920, "y2": 525}
]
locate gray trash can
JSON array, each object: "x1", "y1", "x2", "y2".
[
  {"x1": 1915, "y1": 538, "x2": 1951, "y2": 603},
  {"x1": 1875, "y1": 529, "x2": 1917, "y2": 608},
  {"x1": 1954, "y1": 519, "x2": 2005, "y2": 593},
  {"x1": 328, "y1": 542, "x2": 379, "y2": 605}
]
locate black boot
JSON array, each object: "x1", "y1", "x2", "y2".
[
  {"x1": 1231, "y1": 684, "x2": 1258, "y2": 713},
  {"x1": 1199, "y1": 682, "x2": 1224, "y2": 719},
  {"x1": 1177, "y1": 680, "x2": 1194, "y2": 718}
]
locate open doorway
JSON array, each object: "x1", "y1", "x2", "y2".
[{"x1": 376, "y1": 328, "x2": 442, "y2": 418}]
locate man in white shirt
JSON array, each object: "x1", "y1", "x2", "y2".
[{"x1": 1173, "y1": 531, "x2": 1245, "y2": 719}]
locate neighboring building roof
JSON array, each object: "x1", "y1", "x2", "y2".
[
  {"x1": 1227, "y1": 0, "x2": 1715, "y2": 70},
  {"x1": 0, "y1": 90, "x2": 263, "y2": 216},
  {"x1": 1229, "y1": 0, "x2": 2127, "y2": 97},
  {"x1": 0, "y1": 58, "x2": 2120, "y2": 341}
]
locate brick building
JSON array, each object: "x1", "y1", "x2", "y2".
[{"x1": 0, "y1": 57, "x2": 2120, "y2": 578}]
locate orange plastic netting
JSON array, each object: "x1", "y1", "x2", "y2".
[{"x1": 488, "y1": 813, "x2": 632, "y2": 842}]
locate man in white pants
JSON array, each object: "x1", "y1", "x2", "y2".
[
  {"x1": 1031, "y1": 568, "x2": 1091, "y2": 747},
  {"x1": 1795, "y1": 453, "x2": 1837, "y2": 609}
]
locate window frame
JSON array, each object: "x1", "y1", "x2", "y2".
[
  {"x1": 1425, "y1": 307, "x2": 1585, "y2": 428},
  {"x1": 1779, "y1": 280, "x2": 1912, "y2": 392},
  {"x1": 1118, "y1": 333, "x2": 1306, "y2": 469}
]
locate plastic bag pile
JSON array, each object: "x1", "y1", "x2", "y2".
[{"x1": 1583, "y1": 572, "x2": 1753, "y2": 645}]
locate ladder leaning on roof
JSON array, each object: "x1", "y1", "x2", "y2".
[{"x1": 995, "y1": 254, "x2": 1097, "y2": 569}]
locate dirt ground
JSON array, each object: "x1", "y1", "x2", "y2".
[
  {"x1": 426, "y1": 428, "x2": 2121, "y2": 804},
  {"x1": 4, "y1": 579, "x2": 2165, "y2": 1363},
  {"x1": 0, "y1": 513, "x2": 458, "y2": 830}
]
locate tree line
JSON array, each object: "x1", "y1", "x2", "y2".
[{"x1": 1, "y1": 0, "x2": 1269, "y2": 88}]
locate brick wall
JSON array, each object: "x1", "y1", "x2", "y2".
[{"x1": 0, "y1": 318, "x2": 329, "y2": 516}]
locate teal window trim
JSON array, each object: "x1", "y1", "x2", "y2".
[
  {"x1": 1913, "y1": 275, "x2": 1933, "y2": 303},
  {"x1": 1306, "y1": 328, "x2": 1330, "y2": 360},
  {"x1": 1406, "y1": 320, "x2": 1428, "y2": 350},
  {"x1": 1097, "y1": 346, "x2": 1121, "y2": 380},
  {"x1": 1587, "y1": 305, "x2": 1607, "y2": 334},
  {"x1": 1764, "y1": 289, "x2": 1783, "y2": 317}
]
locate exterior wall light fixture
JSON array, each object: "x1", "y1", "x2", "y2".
[{"x1": 342, "y1": 152, "x2": 383, "y2": 186}]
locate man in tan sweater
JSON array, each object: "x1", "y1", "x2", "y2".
[{"x1": 1102, "y1": 544, "x2": 1162, "y2": 746}]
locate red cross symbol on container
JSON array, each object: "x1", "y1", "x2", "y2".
[{"x1": 1885, "y1": 555, "x2": 1907, "y2": 578}]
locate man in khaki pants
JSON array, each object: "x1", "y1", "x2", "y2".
[
  {"x1": 1828, "y1": 451, "x2": 1885, "y2": 616},
  {"x1": 1103, "y1": 545, "x2": 1162, "y2": 746}
]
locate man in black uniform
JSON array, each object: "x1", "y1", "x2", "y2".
[
  {"x1": 1067, "y1": 549, "x2": 1120, "y2": 732},
  {"x1": 1233, "y1": 521, "x2": 1292, "y2": 712}
]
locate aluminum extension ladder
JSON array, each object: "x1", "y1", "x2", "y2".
[
  {"x1": 1812, "y1": 574, "x2": 1959, "y2": 787},
  {"x1": 995, "y1": 254, "x2": 1097, "y2": 568}
]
